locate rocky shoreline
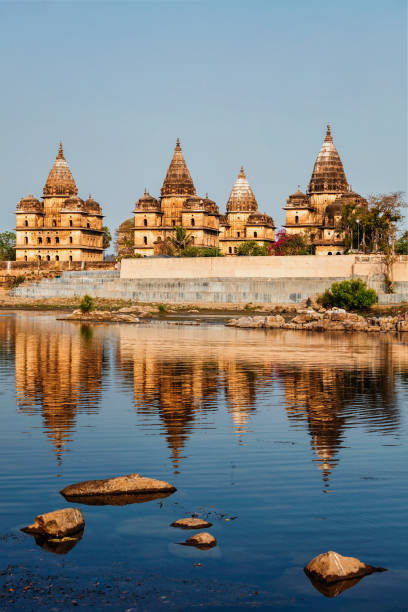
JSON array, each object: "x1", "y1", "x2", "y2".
[{"x1": 226, "y1": 308, "x2": 408, "y2": 333}]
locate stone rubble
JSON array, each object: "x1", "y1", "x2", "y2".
[
  {"x1": 226, "y1": 308, "x2": 408, "y2": 333},
  {"x1": 59, "y1": 310, "x2": 140, "y2": 323}
]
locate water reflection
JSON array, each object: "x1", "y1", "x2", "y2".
[
  {"x1": 2, "y1": 315, "x2": 407, "y2": 483},
  {"x1": 12, "y1": 316, "x2": 106, "y2": 464}
]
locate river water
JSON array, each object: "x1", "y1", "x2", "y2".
[{"x1": 0, "y1": 312, "x2": 407, "y2": 610}]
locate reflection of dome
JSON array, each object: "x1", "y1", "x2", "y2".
[
  {"x1": 226, "y1": 167, "x2": 258, "y2": 212},
  {"x1": 17, "y1": 194, "x2": 43, "y2": 212}
]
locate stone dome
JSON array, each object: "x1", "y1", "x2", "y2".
[
  {"x1": 17, "y1": 194, "x2": 43, "y2": 212},
  {"x1": 43, "y1": 143, "x2": 78, "y2": 197},
  {"x1": 61, "y1": 195, "x2": 85, "y2": 212},
  {"x1": 325, "y1": 200, "x2": 343, "y2": 216},
  {"x1": 136, "y1": 190, "x2": 161, "y2": 211},
  {"x1": 226, "y1": 167, "x2": 258, "y2": 212},
  {"x1": 308, "y1": 125, "x2": 349, "y2": 194},
  {"x1": 84, "y1": 194, "x2": 102, "y2": 214},
  {"x1": 247, "y1": 212, "x2": 275, "y2": 226}
]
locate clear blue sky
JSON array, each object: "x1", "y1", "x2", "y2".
[{"x1": 0, "y1": 0, "x2": 406, "y2": 242}]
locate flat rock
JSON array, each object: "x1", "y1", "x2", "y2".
[
  {"x1": 304, "y1": 551, "x2": 386, "y2": 584},
  {"x1": 21, "y1": 508, "x2": 84, "y2": 538},
  {"x1": 182, "y1": 532, "x2": 217, "y2": 549},
  {"x1": 171, "y1": 517, "x2": 213, "y2": 529},
  {"x1": 60, "y1": 473, "x2": 176, "y2": 499}
]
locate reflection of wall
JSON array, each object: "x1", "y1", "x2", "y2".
[{"x1": 13, "y1": 318, "x2": 104, "y2": 463}]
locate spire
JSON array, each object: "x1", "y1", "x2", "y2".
[
  {"x1": 43, "y1": 143, "x2": 77, "y2": 197},
  {"x1": 161, "y1": 139, "x2": 196, "y2": 197},
  {"x1": 307, "y1": 124, "x2": 348, "y2": 194},
  {"x1": 226, "y1": 166, "x2": 258, "y2": 212}
]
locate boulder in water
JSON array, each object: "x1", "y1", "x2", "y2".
[
  {"x1": 304, "y1": 551, "x2": 386, "y2": 584},
  {"x1": 60, "y1": 473, "x2": 176, "y2": 499},
  {"x1": 21, "y1": 508, "x2": 84, "y2": 538}
]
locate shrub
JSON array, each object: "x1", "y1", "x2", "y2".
[
  {"x1": 237, "y1": 241, "x2": 268, "y2": 256},
  {"x1": 11, "y1": 274, "x2": 25, "y2": 288},
  {"x1": 317, "y1": 279, "x2": 377, "y2": 311},
  {"x1": 80, "y1": 294, "x2": 94, "y2": 313},
  {"x1": 158, "y1": 303, "x2": 167, "y2": 313}
]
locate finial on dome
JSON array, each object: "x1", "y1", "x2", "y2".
[
  {"x1": 89, "y1": 193, "x2": 92, "y2": 199},
  {"x1": 205, "y1": 192, "x2": 208, "y2": 198},
  {"x1": 175, "y1": 137, "x2": 181, "y2": 150},
  {"x1": 239, "y1": 166, "x2": 246, "y2": 178},
  {"x1": 57, "y1": 142, "x2": 64, "y2": 159},
  {"x1": 297, "y1": 185, "x2": 301, "y2": 192},
  {"x1": 324, "y1": 124, "x2": 333, "y2": 143}
]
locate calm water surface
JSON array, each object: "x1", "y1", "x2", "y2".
[{"x1": 0, "y1": 312, "x2": 407, "y2": 610}]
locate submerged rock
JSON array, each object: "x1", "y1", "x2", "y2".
[
  {"x1": 304, "y1": 551, "x2": 386, "y2": 584},
  {"x1": 21, "y1": 508, "x2": 84, "y2": 538},
  {"x1": 60, "y1": 473, "x2": 176, "y2": 499},
  {"x1": 182, "y1": 532, "x2": 217, "y2": 549},
  {"x1": 171, "y1": 517, "x2": 213, "y2": 529}
]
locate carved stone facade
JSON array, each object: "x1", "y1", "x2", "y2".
[
  {"x1": 16, "y1": 144, "x2": 104, "y2": 262},
  {"x1": 284, "y1": 125, "x2": 367, "y2": 255},
  {"x1": 133, "y1": 139, "x2": 220, "y2": 256},
  {"x1": 219, "y1": 167, "x2": 275, "y2": 255}
]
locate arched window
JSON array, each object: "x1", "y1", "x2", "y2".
[
  {"x1": 229, "y1": 247, "x2": 232, "y2": 254},
  {"x1": 46, "y1": 237, "x2": 51, "y2": 244},
  {"x1": 254, "y1": 231, "x2": 257, "y2": 238},
  {"x1": 87, "y1": 222, "x2": 90, "y2": 228},
  {"x1": 69, "y1": 236, "x2": 73, "y2": 244},
  {"x1": 55, "y1": 237, "x2": 59, "y2": 244},
  {"x1": 191, "y1": 236, "x2": 194, "y2": 244},
  {"x1": 24, "y1": 236, "x2": 28, "y2": 244},
  {"x1": 172, "y1": 220, "x2": 176, "y2": 226},
  {"x1": 237, "y1": 231, "x2": 240, "y2": 237},
  {"x1": 38, "y1": 255, "x2": 41, "y2": 261},
  {"x1": 24, "y1": 255, "x2": 27, "y2": 261},
  {"x1": 38, "y1": 237, "x2": 42, "y2": 244},
  {"x1": 234, "y1": 247, "x2": 237, "y2": 253},
  {"x1": 328, "y1": 252, "x2": 333, "y2": 256},
  {"x1": 25, "y1": 219, "x2": 28, "y2": 227},
  {"x1": 46, "y1": 255, "x2": 50, "y2": 261},
  {"x1": 143, "y1": 236, "x2": 147, "y2": 245},
  {"x1": 191, "y1": 218, "x2": 195, "y2": 226},
  {"x1": 336, "y1": 252, "x2": 341, "y2": 255},
  {"x1": 52, "y1": 220, "x2": 57, "y2": 227},
  {"x1": 56, "y1": 255, "x2": 59, "y2": 261},
  {"x1": 69, "y1": 255, "x2": 73, "y2": 261},
  {"x1": 69, "y1": 219, "x2": 73, "y2": 227},
  {"x1": 295, "y1": 215, "x2": 299, "y2": 224},
  {"x1": 144, "y1": 218, "x2": 148, "y2": 227}
]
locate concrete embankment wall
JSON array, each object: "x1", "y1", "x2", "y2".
[{"x1": 10, "y1": 255, "x2": 408, "y2": 305}]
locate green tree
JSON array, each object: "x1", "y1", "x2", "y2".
[
  {"x1": 395, "y1": 231, "x2": 408, "y2": 255},
  {"x1": 318, "y1": 279, "x2": 377, "y2": 311},
  {"x1": 167, "y1": 225, "x2": 193, "y2": 256},
  {"x1": 102, "y1": 226, "x2": 112, "y2": 250},
  {"x1": 236, "y1": 240, "x2": 268, "y2": 256},
  {"x1": 0, "y1": 231, "x2": 16, "y2": 261},
  {"x1": 79, "y1": 295, "x2": 94, "y2": 313}
]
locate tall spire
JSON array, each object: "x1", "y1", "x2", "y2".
[
  {"x1": 308, "y1": 124, "x2": 348, "y2": 194},
  {"x1": 43, "y1": 142, "x2": 77, "y2": 197},
  {"x1": 226, "y1": 166, "x2": 258, "y2": 212},
  {"x1": 161, "y1": 138, "x2": 196, "y2": 197}
]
